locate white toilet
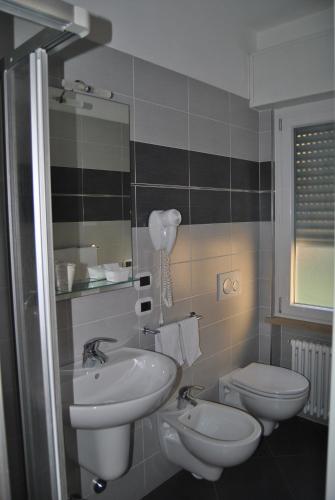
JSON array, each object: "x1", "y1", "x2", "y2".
[
  {"x1": 221, "y1": 363, "x2": 310, "y2": 436},
  {"x1": 158, "y1": 399, "x2": 262, "y2": 481}
]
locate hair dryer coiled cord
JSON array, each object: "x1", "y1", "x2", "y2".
[{"x1": 161, "y1": 250, "x2": 173, "y2": 308}]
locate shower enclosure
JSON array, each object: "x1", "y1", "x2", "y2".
[{"x1": 0, "y1": 2, "x2": 89, "y2": 499}]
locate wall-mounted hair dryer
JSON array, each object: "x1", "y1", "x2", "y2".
[
  {"x1": 148, "y1": 209, "x2": 182, "y2": 255},
  {"x1": 148, "y1": 210, "x2": 182, "y2": 310}
]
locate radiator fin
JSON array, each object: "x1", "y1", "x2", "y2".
[{"x1": 290, "y1": 339, "x2": 332, "y2": 420}]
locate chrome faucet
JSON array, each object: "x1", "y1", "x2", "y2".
[
  {"x1": 82, "y1": 337, "x2": 117, "y2": 368},
  {"x1": 177, "y1": 385, "x2": 205, "y2": 409}
]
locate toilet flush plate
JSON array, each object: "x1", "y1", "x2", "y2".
[{"x1": 217, "y1": 270, "x2": 241, "y2": 301}]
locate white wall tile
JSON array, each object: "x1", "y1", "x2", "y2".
[
  {"x1": 71, "y1": 311, "x2": 139, "y2": 361},
  {"x1": 192, "y1": 348, "x2": 232, "y2": 388},
  {"x1": 229, "y1": 93, "x2": 259, "y2": 131},
  {"x1": 231, "y1": 335, "x2": 259, "y2": 369},
  {"x1": 170, "y1": 261, "x2": 192, "y2": 301},
  {"x1": 189, "y1": 114, "x2": 230, "y2": 156},
  {"x1": 259, "y1": 221, "x2": 273, "y2": 251},
  {"x1": 189, "y1": 79, "x2": 229, "y2": 122},
  {"x1": 134, "y1": 99, "x2": 188, "y2": 149},
  {"x1": 190, "y1": 223, "x2": 232, "y2": 260},
  {"x1": 64, "y1": 46, "x2": 134, "y2": 97},
  {"x1": 134, "y1": 58, "x2": 188, "y2": 111},
  {"x1": 231, "y1": 221, "x2": 259, "y2": 254},
  {"x1": 199, "y1": 320, "x2": 231, "y2": 358},
  {"x1": 259, "y1": 333, "x2": 271, "y2": 364},
  {"x1": 259, "y1": 109, "x2": 272, "y2": 132},
  {"x1": 131, "y1": 421, "x2": 144, "y2": 466},
  {"x1": 71, "y1": 286, "x2": 138, "y2": 325},
  {"x1": 258, "y1": 250, "x2": 272, "y2": 281},
  {"x1": 191, "y1": 255, "x2": 231, "y2": 296},
  {"x1": 259, "y1": 130, "x2": 272, "y2": 162},
  {"x1": 232, "y1": 251, "x2": 259, "y2": 283},
  {"x1": 259, "y1": 278, "x2": 272, "y2": 308},
  {"x1": 259, "y1": 306, "x2": 272, "y2": 336},
  {"x1": 228, "y1": 308, "x2": 259, "y2": 346},
  {"x1": 143, "y1": 414, "x2": 160, "y2": 459},
  {"x1": 231, "y1": 126, "x2": 259, "y2": 162},
  {"x1": 144, "y1": 451, "x2": 180, "y2": 495}
]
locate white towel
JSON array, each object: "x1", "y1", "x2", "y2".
[
  {"x1": 179, "y1": 317, "x2": 202, "y2": 367},
  {"x1": 155, "y1": 322, "x2": 184, "y2": 366}
]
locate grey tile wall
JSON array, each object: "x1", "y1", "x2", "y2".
[
  {"x1": 257, "y1": 110, "x2": 273, "y2": 364},
  {"x1": 59, "y1": 46, "x2": 267, "y2": 500}
]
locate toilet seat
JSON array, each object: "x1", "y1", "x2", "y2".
[{"x1": 231, "y1": 363, "x2": 309, "y2": 399}]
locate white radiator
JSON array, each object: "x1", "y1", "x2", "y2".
[{"x1": 290, "y1": 339, "x2": 332, "y2": 420}]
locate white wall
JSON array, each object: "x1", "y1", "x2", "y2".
[
  {"x1": 14, "y1": 17, "x2": 42, "y2": 47},
  {"x1": 66, "y1": 0, "x2": 255, "y2": 99},
  {"x1": 251, "y1": 8, "x2": 334, "y2": 107},
  {"x1": 257, "y1": 8, "x2": 333, "y2": 49}
]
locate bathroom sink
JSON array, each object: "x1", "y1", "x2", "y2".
[{"x1": 64, "y1": 347, "x2": 177, "y2": 430}]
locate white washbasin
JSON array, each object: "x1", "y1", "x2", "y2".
[
  {"x1": 61, "y1": 347, "x2": 177, "y2": 480},
  {"x1": 64, "y1": 347, "x2": 177, "y2": 429}
]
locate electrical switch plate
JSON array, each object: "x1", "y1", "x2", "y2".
[
  {"x1": 134, "y1": 272, "x2": 152, "y2": 290},
  {"x1": 135, "y1": 297, "x2": 153, "y2": 316},
  {"x1": 217, "y1": 270, "x2": 241, "y2": 301}
]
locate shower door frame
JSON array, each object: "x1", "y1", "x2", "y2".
[{"x1": 2, "y1": 22, "x2": 86, "y2": 500}]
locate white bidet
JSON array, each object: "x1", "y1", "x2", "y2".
[{"x1": 158, "y1": 400, "x2": 262, "y2": 481}]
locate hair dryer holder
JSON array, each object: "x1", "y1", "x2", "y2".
[{"x1": 148, "y1": 209, "x2": 182, "y2": 254}]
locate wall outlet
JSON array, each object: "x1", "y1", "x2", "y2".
[{"x1": 217, "y1": 270, "x2": 241, "y2": 301}]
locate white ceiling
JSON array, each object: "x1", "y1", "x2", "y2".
[
  {"x1": 223, "y1": 0, "x2": 332, "y2": 32},
  {"x1": 14, "y1": 0, "x2": 331, "y2": 98},
  {"x1": 63, "y1": 0, "x2": 332, "y2": 98}
]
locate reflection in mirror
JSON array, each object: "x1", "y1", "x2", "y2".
[{"x1": 49, "y1": 86, "x2": 132, "y2": 296}]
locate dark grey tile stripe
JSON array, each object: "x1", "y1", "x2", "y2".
[
  {"x1": 135, "y1": 142, "x2": 189, "y2": 186},
  {"x1": 190, "y1": 189, "x2": 230, "y2": 224},
  {"x1": 260, "y1": 192, "x2": 272, "y2": 221},
  {"x1": 135, "y1": 186, "x2": 190, "y2": 227},
  {"x1": 132, "y1": 141, "x2": 271, "y2": 226},
  {"x1": 231, "y1": 192, "x2": 259, "y2": 222},
  {"x1": 231, "y1": 158, "x2": 259, "y2": 190},
  {"x1": 133, "y1": 141, "x2": 258, "y2": 191},
  {"x1": 51, "y1": 166, "x2": 131, "y2": 223},
  {"x1": 189, "y1": 150, "x2": 230, "y2": 189},
  {"x1": 260, "y1": 161, "x2": 272, "y2": 191},
  {"x1": 51, "y1": 144, "x2": 272, "y2": 226}
]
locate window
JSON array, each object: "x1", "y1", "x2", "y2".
[{"x1": 275, "y1": 100, "x2": 334, "y2": 324}]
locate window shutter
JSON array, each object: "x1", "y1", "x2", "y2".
[{"x1": 294, "y1": 122, "x2": 335, "y2": 243}]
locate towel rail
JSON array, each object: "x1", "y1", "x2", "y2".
[{"x1": 142, "y1": 312, "x2": 202, "y2": 335}]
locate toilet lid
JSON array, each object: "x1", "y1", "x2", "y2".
[{"x1": 231, "y1": 363, "x2": 309, "y2": 397}]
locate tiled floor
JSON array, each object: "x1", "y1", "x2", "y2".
[{"x1": 142, "y1": 417, "x2": 328, "y2": 500}]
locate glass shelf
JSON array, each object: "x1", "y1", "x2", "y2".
[{"x1": 56, "y1": 276, "x2": 139, "y2": 301}]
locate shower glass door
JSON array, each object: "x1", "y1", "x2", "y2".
[{"x1": 4, "y1": 48, "x2": 67, "y2": 500}]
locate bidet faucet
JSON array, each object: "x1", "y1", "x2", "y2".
[
  {"x1": 82, "y1": 337, "x2": 117, "y2": 368},
  {"x1": 178, "y1": 385, "x2": 205, "y2": 409}
]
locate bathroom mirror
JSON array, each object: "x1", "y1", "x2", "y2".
[{"x1": 49, "y1": 87, "x2": 133, "y2": 298}]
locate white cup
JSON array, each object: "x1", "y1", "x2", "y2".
[{"x1": 55, "y1": 262, "x2": 76, "y2": 292}]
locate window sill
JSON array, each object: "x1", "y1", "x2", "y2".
[{"x1": 265, "y1": 316, "x2": 332, "y2": 334}]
